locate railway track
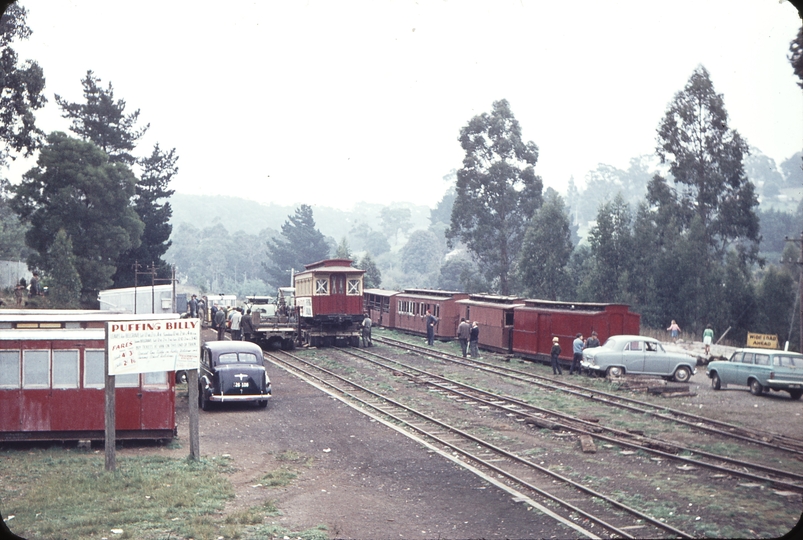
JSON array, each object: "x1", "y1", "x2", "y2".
[
  {"x1": 375, "y1": 335, "x2": 803, "y2": 455},
  {"x1": 334, "y1": 344, "x2": 803, "y2": 493},
  {"x1": 264, "y1": 348, "x2": 697, "y2": 539}
]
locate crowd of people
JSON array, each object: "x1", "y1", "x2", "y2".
[{"x1": 550, "y1": 331, "x2": 601, "y2": 376}]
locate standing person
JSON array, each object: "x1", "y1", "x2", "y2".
[
  {"x1": 189, "y1": 294, "x2": 199, "y2": 318},
  {"x1": 703, "y1": 324, "x2": 714, "y2": 356},
  {"x1": 457, "y1": 317, "x2": 471, "y2": 357},
  {"x1": 550, "y1": 336, "x2": 563, "y2": 375},
  {"x1": 469, "y1": 321, "x2": 480, "y2": 358},
  {"x1": 424, "y1": 309, "x2": 438, "y2": 346},
  {"x1": 197, "y1": 298, "x2": 206, "y2": 325},
  {"x1": 241, "y1": 309, "x2": 255, "y2": 342},
  {"x1": 667, "y1": 320, "x2": 681, "y2": 342},
  {"x1": 585, "y1": 331, "x2": 600, "y2": 349},
  {"x1": 29, "y1": 271, "x2": 41, "y2": 297},
  {"x1": 14, "y1": 279, "x2": 25, "y2": 307},
  {"x1": 214, "y1": 306, "x2": 226, "y2": 340},
  {"x1": 570, "y1": 333, "x2": 584, "y2": 375},
  {"x1": 211, "y1": 303, "x2": 219, "y2": 330},
  {"x1": 230, "y1": 308, "x2": 243, "y2": 341},
  {"x1": 362, "y1": 312, "x2": 373, "y2": 347}
]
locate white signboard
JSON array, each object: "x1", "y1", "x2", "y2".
[
  {"x1": 297, "y1": 297, "x2": 313, "y2": 318},
  {"x1": 107, "y1": 318, "x2": 201, "y2": 375}
]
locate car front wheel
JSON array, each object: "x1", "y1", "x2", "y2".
[
  {"x1": 749, "y1": 379, "x2": 763, "y2": 396},
  {"x1": 606, "y1": 366, "x2": 623, "y2": 378},
  {"x1": 711, "y1": 372, "x2": 721, "y2": 390},
  {"x1": 673, "y1": 366, "x2": 691, "y2": 383}
]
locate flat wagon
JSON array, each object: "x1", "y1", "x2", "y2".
[
  {"x1": 455, "y1": 295, "x2": 525, "y2": 353},
  {"x1": 392, "y1": 289, "x2": 469, "y2": 342},
  {"x1": 512, "y1": 300, "x2": 640, "y2": 364},
  {"x1": 0, "y1": 311, "x2": 178, "y2": 442}
]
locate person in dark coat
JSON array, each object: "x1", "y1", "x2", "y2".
[
  {"x1": 550, "y1": 336, "x2": 563, "y2": 375},
  {"x1": 214, "y1": 307, "x2": 226, "y2": 340},
  {"x1": 424, "y1": 309, "x2": 438, "y2": 346},
  {"x1": 241, "y1": 309, "x2": 256, "y2": 342},
  {"x1": 469, "y1": 321, "x2": 480, "y2": 358},
  {"x1": 189, "y1": 294, "x2": 199, "y2": 318}
]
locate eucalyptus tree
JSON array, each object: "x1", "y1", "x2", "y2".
[{"x1": 447, "y1": 99, "x2": 542, "y2": 295}]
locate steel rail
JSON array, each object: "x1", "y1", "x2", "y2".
[
  {"x1": 265, "y1": 349, "x2": 695, "y2": 539},
  {"x1": 375, "y1": 335, "x2": 803, "y2": 453},
  {"x1": 345, "y1": 345, "x2": 803, "y2": 491}
]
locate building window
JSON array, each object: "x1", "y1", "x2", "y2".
[
  {"x1": 22, "y1": 350, "x2": 49, "y2": 388},
  {"x1": 143, "y1": 371, "x2": 168, "y2": 386},
  {"x1": 85, "y1": 350, "x2": 105, "y2": 388},
  {"x1": 315, "y1": 278, "x2": 329, "y2": 295},
  {"x1": 116, "y1": 373, "x2": 140, "y2": 387},
  {"x1": 53, "y1": 350, "x2": 79, "y2": 389},
  {"x1": 0, "y1": 350, "x2": 20, "y2": 388}
]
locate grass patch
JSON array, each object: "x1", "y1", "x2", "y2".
[{"x1": 258, "y1": 467, "x2": 298, "y2": 488}]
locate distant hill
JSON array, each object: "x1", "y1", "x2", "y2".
[{"x1": 169, "y1": 193, "x2": 433, "y2": 240}]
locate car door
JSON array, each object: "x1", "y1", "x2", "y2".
[
  {"x1": 622, "y1": 340, "x2": 645, "y2": 373},
  {"x1": 643, "y1": 340, "x2": 670, "y2": 375},
  {"x1": 735, "y1": 352, "x2": 755, "y2": 386},
  {"x1": 718, "y1": 352, "x2": 741, "y2": 386}
]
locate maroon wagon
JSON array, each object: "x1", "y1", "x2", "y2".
[
  {"x1": 455, "y1": 295, "x2": 525, "y2": 353},
  {"x1": 392, "y1": 289, "x2": 469, "y2": 342}
]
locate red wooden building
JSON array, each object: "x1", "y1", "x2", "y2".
[
  {"x1": 0, "y1": 310, "x2": 178, "y2": 442},
  {"x1": 512, "y1": 300, "x2": 640, "y2": 363},
  {"x1": 455, "y1": 295, "x2": 525, "y2": 353},
  {"x1": 392, "y1": 289, "x2": 469, "y2": 341}
]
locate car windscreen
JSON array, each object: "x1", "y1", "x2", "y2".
[
  {"x1": 218, "y1": 352, "x2": 260, "y2": 364},
  {"x1": 600, "y1": 338, "x2": 617, "y2": 349}
]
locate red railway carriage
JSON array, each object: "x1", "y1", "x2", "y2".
[
  {"x1": 0, "y1": 311, "x2": 178, "y2": 442},
  {"x1": 294, "y1": 259, "x2": 365, "y2": 346},
  {"x1": 392, "y1": 289, "x2": 469, "y2": 341},
  {"x1": 512, "y1": 300, "x2": 640, "y2": 363},
  {"x1": 455, "y1": 295, "x2": 525, "y2": 353},
  {"x1": 364, "y1": 288, "x2": 398, "y2": 328}
]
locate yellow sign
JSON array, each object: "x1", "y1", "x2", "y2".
[{"x1": 747, "y1": 332, "x2": 778, "y2": 349}]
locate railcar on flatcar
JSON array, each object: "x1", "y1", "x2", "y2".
[
  {"x1": 392, "y1": 289, "x2": 469, "y2": 341},
  {"x1": 294, "y1": 259, "x2": 365, "y2": 346},
  {"x1": 512, "y1": 300, "x2": 640, "y2": 364},
  {"x1": 0, "y1": 311, "x2": 178, "y2": 442}
]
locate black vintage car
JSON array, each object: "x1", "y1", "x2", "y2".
[{"x1": 198, "y1": 341, "x2": 271, "y2": 410}]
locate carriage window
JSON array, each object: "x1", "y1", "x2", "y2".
[
  {"x1": 53, "y1": 350, "x2": 79, "y2": 389},
  {"x1": 22, "y1": 350, "x2": 49, "y2": 388},
  {"x1": 0, "y1": 350, "x2": 20, "y2": 388},
  {"x1": 85, "y1": 350, "x2": 105, "y2": 388},
  {"x1": 755, "y1": 354, "x2": 770, "y2": 366},
  {"x1": 315, "y1": 279, "x2": 329, "y2": 295},
  {"x1": 433, "y1": 305, "x2": 440, "y2": 318},
  {"x1": 143, "y1": 371, "x2": 168, "y2": 386},
  {"x1": 116, "y1": 373, "x2": 139, "y2": 387},
  {"x1": 347, "y1": 279, "x2": 361, "y2": 295}
]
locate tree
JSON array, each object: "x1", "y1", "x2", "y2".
[
  {"x1": 400, "y1": 230, "x2": 441, "y2": 275},
  {"x1": 47, "y1": 229, "x2": 82, "y2": 308},
  {"x1": 11, "y1": 132, "x2": 144, "y2": 297},
  {"x1": 790, "y1": 26, "x2": 803, "y2": 89},
  {"x1": 55, "y1": 70, "x2": 149, "y2": 165},
  {"x1": 335, "y1": 236, "x2": 352, "y2": 259},
  {"x1": 756, "y1": 265, "x2": 796, "y2": 345},
  {"x1": 113, "y1": 143, "x2": 177, "y2": 287},
  {"x1": 655, "y1": 66, "x2": 759, "y2": 257},
  {"x1": 263, "y1": 205, "x2": 330, "y2": 287},
  {"x1": 447, "y1": 99, "x2": 543, "y2": 295},
  {"x1": 380, "y1": 206, "x2": 413, "y2": 243},
  {"x1": 0, "y1": 179, "x2": 29, "y2": 259},
  {"x1": 356, "y1": 253, "x2": 381, "y2": 289},
  {"x1": 0, "y1": 3, "x2": 46, "y2": 165},
  {"x1": 517, "y1": 190, "x2": 573, "y2": 300}
]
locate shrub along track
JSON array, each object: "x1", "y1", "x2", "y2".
[
  {"x1": 269, "y1": 338, "x2": 803, "y2": 538},
  {"x1": 264, "y1": 348, "x2": 695, "y2": 539}
]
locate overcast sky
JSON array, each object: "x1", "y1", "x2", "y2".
[{"x1": 7, "y1": 0, "x2": 803, "y2": 211}]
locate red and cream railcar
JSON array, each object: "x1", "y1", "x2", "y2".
[
  {"x1": 455, "y1": 295, "x2": 525, "y2": 353},
  {"x1": 0, "y1": 311, "x2": 178, "y2": 442},
  {"x1": 392, "y1": 289, "x2": 469, "y2": 341},
  {"x1": 512, "y1": 300, "x2": 640, "y2": 363},
  {"x1": 363, "y1": 288, "x2": 398, "y2": 328},
  {"x1": 294, "y1": 259, "x2": 365, "y2": 346}
]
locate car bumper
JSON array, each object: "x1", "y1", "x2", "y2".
[{"x1": 209, "y1": 392, "x2": 271, "y2": 402}]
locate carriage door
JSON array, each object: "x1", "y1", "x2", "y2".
[{"x1": 331, "y1": 273, "x2": 347, "y2": 314}]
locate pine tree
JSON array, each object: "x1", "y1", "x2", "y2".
[{"x1": 46, "y1": 229, "x2": 82, "y2": 308}]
